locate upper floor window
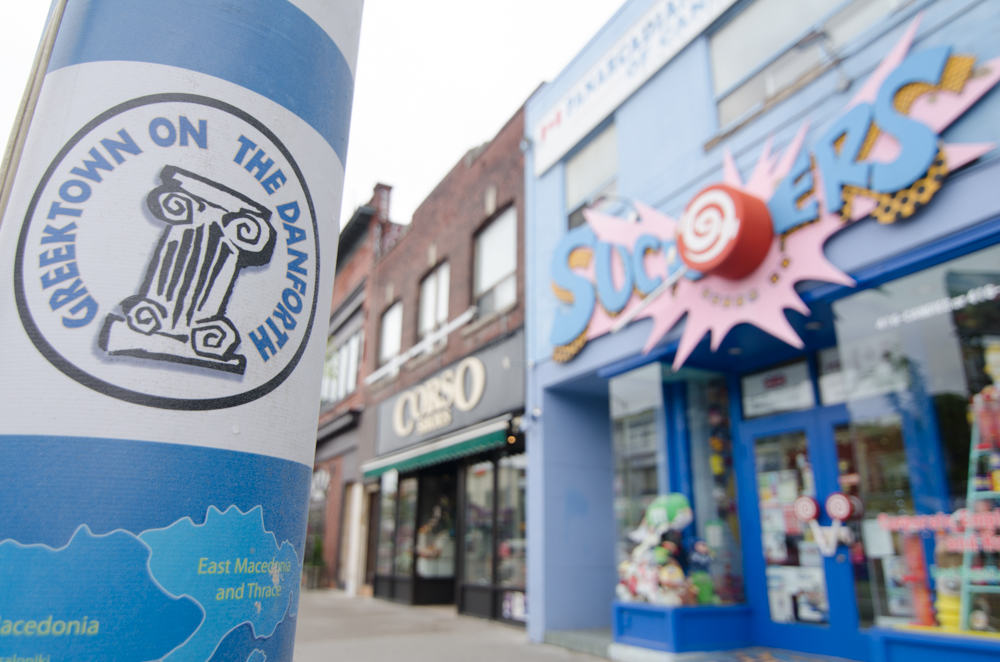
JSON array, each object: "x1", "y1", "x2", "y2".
[
  {"x1": 711, "y1": 0, "x2": 905, "y2": 128},
  {"x1": 379, "y1": 301, "x2": 403, "y2": 366},
  {"x1": 475, "y1": 207, "x2": 517, "y2": 317},
  {"x1": 565, "y1": 123, "x2": 618, "y2": 229},
  {"x1": 320, "y1": 330, "x2": 363, "y2": 406},
  {"x1": 419, "y1": 261, "x2": 450, "y2": 339}
]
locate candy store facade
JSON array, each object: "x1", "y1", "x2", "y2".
[{"x1": 523, "y1": 1, "x2": 1000, "y2": 660}]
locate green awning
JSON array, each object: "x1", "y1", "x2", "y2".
[{"x1": 362, "y1": 418, "x2": 511, "y2": 479}]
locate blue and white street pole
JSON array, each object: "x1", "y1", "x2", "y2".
[{"x1": 0, "y1": 1, "x2": 362, "y2": 659}]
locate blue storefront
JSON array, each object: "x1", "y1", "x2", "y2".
[{"x1": 523, "y1": 1, "x2": 1000, "y2": 660}]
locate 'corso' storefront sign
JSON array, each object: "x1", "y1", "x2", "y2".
[
  {"x1": 392, "y1": 357, "x2": 486, "y2": 436},
  {"x1": 376, "y1": 331, "x2": 525, "y2": 456},
  {"x1": 549, "y1": 16, "x2": 1000, "y2": 370}
]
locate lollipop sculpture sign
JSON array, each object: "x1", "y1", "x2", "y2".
[
  {"x1": 550, "y1": 15, "x2": 1000, "y2": 368},
  {"x1": 793, "y1": 493, "x2": 862, "y2": 557}
]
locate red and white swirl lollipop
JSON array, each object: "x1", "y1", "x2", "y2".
[
  {"x1": 825, "y1": 492, "x2": 854, "y2": 521},
  {"x1": 677, "y1": 184, "x2": 773, "y2": 280},
  {"x1": 793, "y1": 496, "x2": 820, "y2": 522}
]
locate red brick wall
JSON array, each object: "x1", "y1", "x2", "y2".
[
  {"x1": 364, "y1": 108, "x2": 526, "y2": 402},
  {"x1": 316, "y1": 456, "x2": 343, "y2": 585},
  {"x1": 318, "y1": 184, "x2": 401, "y2": 428}
]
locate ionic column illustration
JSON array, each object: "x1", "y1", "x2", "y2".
[{"x1": 100, "y1": 165, "x2": 276, "y2": 374}]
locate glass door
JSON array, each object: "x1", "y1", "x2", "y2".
[
  {"x1": 738, "y1": 406, "x2": 868, "y2": 661},
  {"x1": 413, "y1": 469, "x2": 457, "y2": 604},
  {"x1": 754, "y1": 429, "x2": 828, "y2": 625},
  {"x1": 461, "y1": 460, "x2": 495, "y2": 617}
]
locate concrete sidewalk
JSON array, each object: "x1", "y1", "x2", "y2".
[
  {"x1": 292, "y1": 589, "x2": 602, "y2": 662},
  {"x1": 292, "y1": 590, "x2": 862, "y2": 662}
]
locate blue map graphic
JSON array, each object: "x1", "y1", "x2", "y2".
[
  {"x1": 0, "y1": 506, "x2": 300, "y2": 662},
  {"x1": 0, "y1": 527, "x2": 202, "y2": 661},
  {"x1": 208, "y1": 613, "x2": 298, "y2": 662},
  {"x1": 0, "y1": 436, "x2": 308, "y2": 661},
  {"x1": 139, "y1": 505, "x2": 301, "y2": 662}
]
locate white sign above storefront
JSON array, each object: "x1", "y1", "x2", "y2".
[
  {"x1": 531, "y1": 0, "x2": 737, "y2": 176},
  {"x1": 392, "y1": 357, "x2": 487, "y2": 437},
  {"x1": 741, "y1": 360, "x2": 815, "y2": 418},
  {"x1": 376, "y1": 331, "x2": 525, "y2": 456}
]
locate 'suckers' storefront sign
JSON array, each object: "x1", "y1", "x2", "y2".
[{"x1": 550, "y1": 16, "x2": 1000, "y2": 369}]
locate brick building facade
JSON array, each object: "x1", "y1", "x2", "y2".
[
  {"x1": 309, "y1": 183, "x2": 404, "y2": 591},
  {"x1": 333, "y1": 106, "x2": 528, "y2": 622}
]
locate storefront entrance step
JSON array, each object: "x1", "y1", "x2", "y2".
[
  {"x1": 544, "y1": 628, "x2": 614, "y2": 658},
  {"x1": 607, "y1": 644, "x2": 862, "y2": 662}
]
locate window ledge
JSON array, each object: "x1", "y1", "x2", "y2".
[
  {"x1": 404, "y1": 340, "x2": 446, "y2": 371},
  {"x1": 367, "y1": 364, "x2": 399, "y2": 389},
  {"x1": 704, "y1": 63, "x2": 830, "y2": 152},
  {"x1": 462, "y1": 302, "x2": 517, "y2": 337}
]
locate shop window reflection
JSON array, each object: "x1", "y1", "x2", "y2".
[
  {"x1": 464, "y1": 461, "x2": 494, "y2": 585},
  {"x1": 394, "y1": 477, "x2": 418, "y2": 577},
  {"x1": 416, "y1": 473, "x2": 455, "y2": 579},
  {"x1": 376, "y1": 470, "x2": 398, "y2": 576},
  {"x1": 687, "y1": 376, "x2": 745, "y2": 603},
  {"x1": 835, "y1": 420, "x2": 915, "y2": 627},
  {"x1": 498, "y1": 454, "x2": 527, "y2": 589},
  {"x1": 754, "y1": 431, "x2": 830, "y2": 624},
  {"x1": 830, "y1": 242, "x2": 1000, "y2": 635},
  {"x1": 613, "y1": 410, "x2": 660, "y2": 564},
  {"x1": 612, "y1": 365, "x2": 745, "y2": 606}
]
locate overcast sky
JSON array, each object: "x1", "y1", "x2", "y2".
[{"x1": 0, "y1": 1, "x2": 625, "y2": 227}]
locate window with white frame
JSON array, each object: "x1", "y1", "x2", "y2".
[
  {"x1": 711, "y1": 0, "x2": 907, "y2": 128},
  {"x1": 320, "y1": 330, "x2": 363, "y2": 406},
  {"x1": 419, "y1": 262, "x2": 450, "y2": 339},
  {"x1": 565, "y1": 123, "x2": 618, "y2": 229},
  {"x1": 474, "y1": 207, "x2": 517, "y2": 316},
  {"x1": 379, "y1": 301, "x2": 403, "y2": 366}
]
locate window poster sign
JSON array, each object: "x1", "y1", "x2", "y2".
[
  {"x1": 549, "y1": 15, "x2": 1000, "y2": 370},
  {"x1": 0, "y1": 1, "x2": 361, "y2": 660}
]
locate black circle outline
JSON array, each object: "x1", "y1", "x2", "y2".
[{"x1": 14, "y1": 93, "x2": 321, "y2": 411}]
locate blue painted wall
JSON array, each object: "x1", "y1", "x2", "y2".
[
  {"x1": 524, "y1": 0, "x2": 1000, "y2": 643},
  {"x1": 532, "y1": 385, "x2": 616, "y2": 636}
]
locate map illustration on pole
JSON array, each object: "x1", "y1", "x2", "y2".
[{"x1": 0, "y1": 1, "x2": 363, "y2": 659}]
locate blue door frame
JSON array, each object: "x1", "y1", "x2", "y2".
[{"x1": 735, "y1": 404, "x2": 871, "y2": 661}]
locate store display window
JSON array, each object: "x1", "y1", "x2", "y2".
[
  {"x1": 393, "y1": 477, "x2": 418, "y2": 577},
  {"x1": 459, "y1": 448, "x2": 527, "y2": 622},
  {"x1": 827, "y1": 242, "x2": 1000, "y2": 634},
  {"x1": 611, "y1": 364, "x2": 666, "y2": 565},
  {"x1": 687, "y1": 375, "x2": 745, "y2": 604},
  {"x1": 611, "y1": 365, "x2": 745, "y2": 606},
  {"x1": 376, "y1": 470, "x2": 398, "y2": 576},
  {"x1": 498, "y1": 453, "x2": 527, "y2": 590},
  {"x1": 416, "y1": 473, "x2": 456, "y2": 579},
  {"x1": 464, "y1": 461, "x2": 494, "y2": 586}
]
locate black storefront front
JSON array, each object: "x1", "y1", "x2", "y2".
[{"x1": 362, "y1": 331, "x2": 528, "y2": 623}]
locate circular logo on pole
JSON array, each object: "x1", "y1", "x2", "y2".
[
  {"x1": 825, "y1": 492, "x2": 854, "y2": 521},
  {"x1": 14, "y1": 94, "x2": 319, "y2": 410},
  {"x1": 677, "y1": 183, "x2": 773, "y2": 280},
  {"x1": 793, "y1": 496, "x2": 820, "y2": 522}
]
